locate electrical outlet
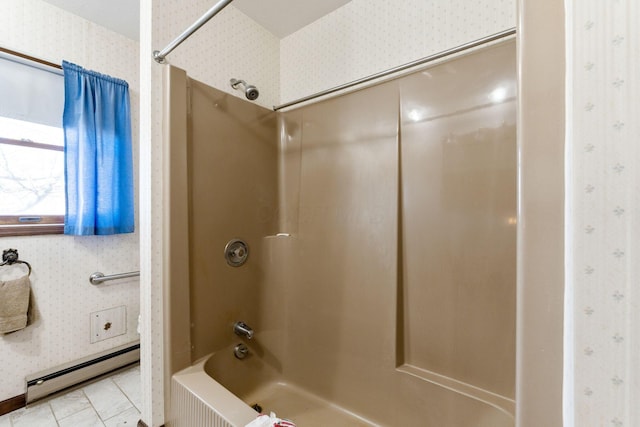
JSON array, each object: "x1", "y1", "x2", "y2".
[{"x1": 90, "y1": 306, "x2": 126, "y2": 343}]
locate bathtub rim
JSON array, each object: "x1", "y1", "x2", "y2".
[{"x1": 172, "y1": 354, "x2": 258, "y2": 427}]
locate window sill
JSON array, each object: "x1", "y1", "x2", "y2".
[
  {"x1": 0, "y1": 216, "x2": 64, "y2": 237},
  {"x1": 0, "y1": 224, "x2": 64, "y2": 237}
]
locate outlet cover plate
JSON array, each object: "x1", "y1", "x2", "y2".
[{"x1": 91, "y1": 306, "x2": 126, "y2": 343}]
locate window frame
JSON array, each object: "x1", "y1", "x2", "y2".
[{"x1": 0, "y1": 47, "x2": 66, "y2": 237}]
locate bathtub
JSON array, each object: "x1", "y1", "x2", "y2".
[
  {"x1": 171, "y1": 344, "x2": 515, "y2": 427},
  {"x1": 171, "y1": 344, "x2": 381, "y2": 427}
]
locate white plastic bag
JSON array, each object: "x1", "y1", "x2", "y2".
[{"x1": 245, "y1": 412, "x2": 296, "y2": 427}]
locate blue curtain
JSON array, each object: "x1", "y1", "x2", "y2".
[{"x1": 62, "y1": 61, "x2": 134, "y2": 235}]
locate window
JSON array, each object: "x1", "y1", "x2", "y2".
[{"x1": 0, "y1": 50, "x2": 65, "y2": 236}]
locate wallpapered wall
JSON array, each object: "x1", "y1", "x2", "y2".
[
  {"x1": 152, "y1": 1, "x2": 280, "y2": 108},
  {"x1": 142, "y1": 0, "x2": 515, "y2": 425},
  {"x1": 11, "y1": 1, "x2": 633, "y2": 425},
  {"x1": 280, "y1": 0, "x2": 516, "y2": 103},
  {"x1": 0, "y1": 0, "x2": 140, "y2": 401},
  {"x1": 570, "y1": 1, "x2": 640, "y2": 426}
]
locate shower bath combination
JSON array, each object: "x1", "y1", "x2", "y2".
[
  {"x1": 168, "y1": 38, "x2": 517, "y2": 427},
  {"x1": 230, "y1": 78, "x2": 259, "y2": 100}
]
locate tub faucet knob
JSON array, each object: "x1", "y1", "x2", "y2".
[
  {"x1": 234, "y1": 343, "x2": 249, "y2": 359},
  {"x1": 233, "y1": 321, "x2": 254, "y2": 339}
]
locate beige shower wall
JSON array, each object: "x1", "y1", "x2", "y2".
[
  {"x1": 279, "y1": 81, "x2": 400, "y2": 421},
  {"x1": 278, "y1": 41, "x2": 516, "y2": 425},
  {"x1": 399, "y1": 42, "x2": 517, "y2": 399},
  {"x1": 162, "y1": 65, "x2": 280, "y2": 425},
  {"x1": 187, "y1": 77, "x2": 278, "y2": 361}
]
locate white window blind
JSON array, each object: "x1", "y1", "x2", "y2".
[
  {"x1": 0, "y1": 52, "x2": 64, "y2": 127},
  {"x1": 0, "y1": 51, "x2": 65, "y2": 231}
]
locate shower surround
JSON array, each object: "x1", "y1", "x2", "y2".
[{"x1": 165, "y1": 39, "x2": 516, "y2": 426}]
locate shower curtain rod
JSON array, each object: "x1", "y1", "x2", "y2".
[
  {"x1": 153, "y1": 0, "x2": 235, "y2": 63},
  {"x1": 273, "y1": 27, "x2": 516, "y2": 111}
]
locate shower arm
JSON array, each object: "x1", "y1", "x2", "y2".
[
  {"x1": 230, "y1": 78, "x2": 247, "y2": 89},
  {"x1": 153, "y1": 0, "x2": 235, "y2": 63}
]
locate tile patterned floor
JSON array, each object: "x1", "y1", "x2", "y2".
[{"x1": 0, "y1": 364, "x2": 140, "y2": 427}]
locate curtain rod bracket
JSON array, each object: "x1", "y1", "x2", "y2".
[{"x1": 153, "y1": 51, "x2": 165, "y2": 64}]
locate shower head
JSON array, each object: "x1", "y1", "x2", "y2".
[
  {"x1": 244, "y1": 84, "x2": 259, "y2": 101},
  {"x1": 230, "y1": 78, "x2": 259, "y2": 101}
]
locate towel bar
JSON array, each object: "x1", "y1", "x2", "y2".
[
  {"x1": 1, "y1": 248, "x2": 32, "y2": 276},
  {"x1": 90, "y1": 271, "x2": 140, "y2": 285}
]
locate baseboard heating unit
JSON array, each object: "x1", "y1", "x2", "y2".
[{"x1": 25, "y1": 341, "x2": 140, "y2": 403}]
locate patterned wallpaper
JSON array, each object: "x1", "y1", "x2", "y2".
[
  {"x1": 0, "y1": 0, "x2": 140, "y2": 401},
  {"x1": 152, "y1": 1, "x2": 280, "y2": 108},
  {"x1": 571, "y1": 0, "x2": 640, "y2": 426},
  {"x1": 11, "y1": 0, "x2": 634, "y2": 424},
  {"x1": 280, "y1": 0, "x2": 516, "y2": 103}
]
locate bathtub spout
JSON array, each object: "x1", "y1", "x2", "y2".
[{"x1": 233, "y1": 321, "x2": 254, "y2": 339}]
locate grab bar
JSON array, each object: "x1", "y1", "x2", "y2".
[{"x1": 90, "y1": 271, "x2": 140, "y2": 285}]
